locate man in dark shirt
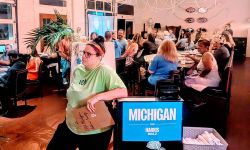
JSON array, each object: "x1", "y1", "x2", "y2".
[
  {"x1": 213, "y1": 41, "x2": 230, "y2": 74},
  {"x1": 0, "y1": 50, "x2": 26, "y2": 85},
  {"x1": 0, "y1": 50, "x2": 25, "y2": 115}
]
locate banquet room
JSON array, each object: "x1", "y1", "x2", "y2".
[{"x1": 0, "y1": 0, "x2": 250, "y2": 149}]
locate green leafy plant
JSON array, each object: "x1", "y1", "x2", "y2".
[{"x1": 25, "y1": 10, "x2": 73, "y2": 52}]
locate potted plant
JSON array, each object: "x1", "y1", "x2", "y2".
[{"x1": 25, "y1": 10, "x2": 73, "y2": 53}]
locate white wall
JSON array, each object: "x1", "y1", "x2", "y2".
[{"x1": 133, "y1": 0, "x2": 250, "y2": 37}]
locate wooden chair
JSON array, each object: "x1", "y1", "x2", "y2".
[{"x1": 7, "y1": 69, "x2": 28, "y2": 107}]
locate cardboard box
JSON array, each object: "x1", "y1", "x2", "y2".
[
  {"x1": 73, "y1": 101, "x2": 115, "y2": 132},
  {"x1": 183, "y1": 127, "x2": 228, "y2": 150}
]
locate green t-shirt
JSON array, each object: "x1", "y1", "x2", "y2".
[{"x1": 66, "y1": 64, "x2": 126, "y2": 135}]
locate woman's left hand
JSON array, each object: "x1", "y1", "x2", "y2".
[{"x1": 86, "y1": 97, "x2": 99, "y2": 113}]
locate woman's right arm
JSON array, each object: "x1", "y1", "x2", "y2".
[{"x1": 87, "y1": 88, "x2": 128, "y2": 112}]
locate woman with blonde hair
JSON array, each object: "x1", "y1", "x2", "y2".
[
  {"x1": 148, "y1": 40, "x2": 178, "y2": 86},
  {"x1": 139, "y1": 40, "x2": 178, "y2": 95}
]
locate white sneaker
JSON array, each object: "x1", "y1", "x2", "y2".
[{"x1": 63, "y1": 78, "x2": 68, "y2": 85}]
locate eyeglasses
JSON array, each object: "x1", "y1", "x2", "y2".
[{"x1": 83, "y1": 51, "x2": 97, "y2": 58}]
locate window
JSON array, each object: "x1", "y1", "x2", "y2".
[
  {"x1": 87, "y1": 0, "x2": 95, "y2": 9},
  {"x1": 118, "y1": 3, "x2": 134, "y2": 15},
  {"x1": 39, "y1": 0, "x2": 66, "y2": 7},
  {"x1": 43, "y1": 18, "x2": 51, "y2": 25},
  {"x1": 96, "y1": 1, "x2": 103, "y2": 10},
  {"x1": 104, "y1": 2, "x2": 111, "y2": 11},
  {"x1": 0, "y1": 3, "x2": 12, "y2": 19},
  {"x1": 0, "y1": 24, "x2": 13, "y2": 40},
  {"x1": 87, "y1": 0, "x2": 112, "y2": 12}
]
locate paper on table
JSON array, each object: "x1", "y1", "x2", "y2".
[{"x1": 73, "y1": 101, "x2": 115, "y2": 132}]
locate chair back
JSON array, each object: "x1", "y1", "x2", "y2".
[
  {"x1": 115, "y1": 57, "x2": 126, "y2": 75},
  {"x1": 220, "y1": 50, "x2": 234, "y2": 97},
  {"x1": 37, "y1": 60, "x2": 44, "y2": 81},
  {"x1": 155, "y1": 79, "x2": 180, "y2": 100},
  {"x1": 7, "y1": 69, "x2": 28, "y2": 96}
]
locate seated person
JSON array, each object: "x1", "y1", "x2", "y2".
[
  {"x1": 140, "y1": 40, "x2": 178, "y2": 95},
  {"x1": 142, "y1": 33, "x2": 157, "y2": 55},
  {"x1": 212, "y1": 39, "x2": 230, "y2": 74},
  {"x1": 26, "y1": 49, "x2": 41, "y2": 80},
  {"x1": 0, "y1": 44, "x2": 14, "y2": 67},
  {"x1": 185, "y1": 39, "x2": 221, "y2": 92},
  {"x1": 181, "y1": 40, "x2": 221, "y2": 105},
  {"x1": 0, "y1": 50, "x2": 26, "y2": 86},
  {"x1": 176, "y1": 32, "x2": 194, "y2": 50},
  {"x1": 148, "y1": 40, "x2": 178, "y2": 86},
  {"x1": 155, "y1": 32, "x2": 163, "y2": 48},
  {"x1": 164, "y1": 30, "x2": 176, "y2": 41}
]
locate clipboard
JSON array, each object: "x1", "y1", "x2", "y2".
[{"x1": 73, "y1": 101, "x2": 115, "y2": 132}]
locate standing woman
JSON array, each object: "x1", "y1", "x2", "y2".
[{"x1": 47, "y1": 36, "x2": 128, "y2": 150}]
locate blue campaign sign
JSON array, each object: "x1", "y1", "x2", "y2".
[{"x1": 122, "y1": 101, "x2": 182, "y2": 141}]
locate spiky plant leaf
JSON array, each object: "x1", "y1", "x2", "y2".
[{"x1": 24, "y1": 10, "x2": 73, "y2": 52}]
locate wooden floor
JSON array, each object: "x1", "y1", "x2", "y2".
[{"x1": 0, "y1": 58, "x2": 250, "y2": 150}]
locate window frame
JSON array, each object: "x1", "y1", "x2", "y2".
[{"x1": 0, "y1": 0, "x2": 16, "y2": 44}]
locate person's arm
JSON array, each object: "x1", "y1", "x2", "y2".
[
  {"x1": 121, "y1": 43, "x2": 136, "y2": 57},
  {"x1": 186, "y1": 54, "x2": 200, "y2": 63},
  {"x1": 87, "y1": 88, "x2": 128, "y2": 112},
  {"x1": 0, "y1": 60, "x2": 10, "y2": 66},
  {"x1": 199, "y1": 53, "x2": 213, "y2": 77}
]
